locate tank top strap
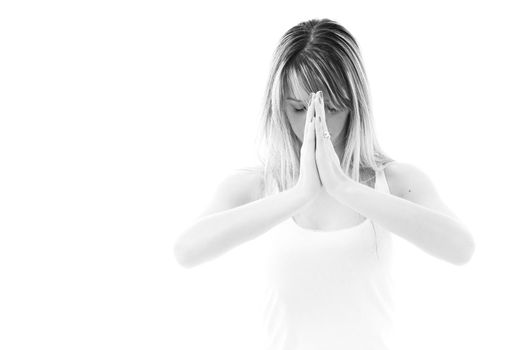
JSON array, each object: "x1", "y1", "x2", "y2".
[
  {"x1": 374, "y1": 162, "x2": 393, "y2": 194},
  {"x1": 372, "y1": 163, "x2": 394, "y2": 260}
]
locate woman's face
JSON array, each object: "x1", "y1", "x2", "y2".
[{"x1": 284, "y1": 90, "x2": 350, "y2": 145}]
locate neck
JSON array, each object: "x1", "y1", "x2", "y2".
[{"x1": 334, "y1": 138, "x2": 346, "y2": 163}]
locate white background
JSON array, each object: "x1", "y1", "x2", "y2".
[{"x1": 1, "y1": 1, "x2": 525, "y2": 349}]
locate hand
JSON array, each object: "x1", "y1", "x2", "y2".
[
  {"x1": 295, "y1": 92, "x2": 323, "y2": 200},
  {"x1": 313, "y1": 91, "x2": 350, "y2": 196}
]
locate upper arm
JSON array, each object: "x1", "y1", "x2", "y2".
[
  {"x1": 195, "y1": 168, "x2": 263, "y2": 220},
  {"x1": 384, "y1": 161, "x2": 461, "y2": 221}
]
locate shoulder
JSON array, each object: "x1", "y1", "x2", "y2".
[
  {"x1": 382, "y1": 161, "x2": 435, "y2": 199},
  {"x1": 196, "y1": 166, "x2": 263, "y2": 219},
  {"x1": 224, "y1": 166, "x2": 264, "y2": 202},
  {"x1": 382, "y1": 161, "x2": 463, "y2": 222}
]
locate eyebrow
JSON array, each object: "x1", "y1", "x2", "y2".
[
  {"x1": 286, "y1": 97, "x2": 305, "y2": 102},
  {"x1": 286, "y1": 96, "x2": 334, "y2": 106}
]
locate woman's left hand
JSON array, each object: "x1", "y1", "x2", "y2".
[{"x1": 313, "y1": 91, "x2": 350, "y2": 196}]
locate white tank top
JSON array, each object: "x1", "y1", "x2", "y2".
[{"x1": 259, "y1": 167, "x2": 395, "y2": 350}]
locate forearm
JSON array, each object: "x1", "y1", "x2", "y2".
[
  {"x1": 331, "y1": 180, "x2": 475, "y2": 265},
  {"x1": 175, "y1": 186, "x2": 311, "y2": 268}
]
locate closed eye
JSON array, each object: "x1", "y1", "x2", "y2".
[{"x1": 294, "y1": 106, "x2": 339, "y2": 112}]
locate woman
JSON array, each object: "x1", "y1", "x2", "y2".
[{"x1": 175, "y1": 18, "x2": 476, "y2": 350}]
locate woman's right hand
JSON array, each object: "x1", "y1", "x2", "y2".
[{"x1": 295, "y1": 93, "x2": 322, "y2": 200}]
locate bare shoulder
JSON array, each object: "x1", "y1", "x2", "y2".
[
  {"x1": 383, "y1": 160, "x2": 461, "y2": 220},
  {"x1": 383, "y1": 161, "x2": 434, "y2": 199},
  {"x1": 230, "y1": 166, "x2": 265, "y2": 202},
  {"x1": 196, "y1": 166, "x2": 264, "y2": 219}
]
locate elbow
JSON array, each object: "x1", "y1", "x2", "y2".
[
  {"x1": 174, "y1": 243, "x2": 195, "y2": 269},
  {"x1": 174, "y1": 235, "x2": 201, "y2": 269},
  {"x1": 174, "y1": 223, "x2": 232, "y2": 269},
  {"x1": 450, "y1": 235, "x2": 476, "y2": 266}
]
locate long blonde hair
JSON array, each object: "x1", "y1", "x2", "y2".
[{"x1": 250, "y1": 18, "x2": 394, "y2": 199}]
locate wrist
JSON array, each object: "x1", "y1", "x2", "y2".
[
  {"x1": 290, "y1": 184, "x2": 318, "y2": 203},
  {"x1": 328, "y1": 176, "x2": 357, "y2": 199}
]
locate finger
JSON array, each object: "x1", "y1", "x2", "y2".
[
  {"x1": 315, "y1": 107, "x2": 340, "y2": 167},
  {"x1": 315, "y1": 94, "x2": 336, "y2": 167},
  {"x1": 314, "y1": 92, "x2": 324, "y2": 150},
  {"x1": 303, "y1": 93, "x2": 316, "y2": 145},
  {"x1": 317, "y1": 92, "x2": 329, "y2": 133},
  {"x1": 307, "y1": 92, "x2": 316, "y2": 123},
  {"x1": 307, "y1": 110, "x2": 316, "y2": 143},
  {"x1": 302, "y1": 93, "x2": 315, "y2": 142},
  {"x1": 315, "y1": 92, "x2": 330, "y2": 139},
  {"x1": 304, "y1": 97, "x2": 309, "y2": 140},
  {"x1": 315, "y1": 94, "x2": 333, "y2": 154}
]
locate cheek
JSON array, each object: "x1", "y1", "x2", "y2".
[
  {"x1": 287, "y1": 113, "x2": 307, "y2": 138},
  {"x1": 327, "y1": 111, "x2": 349, "y2": 133}
]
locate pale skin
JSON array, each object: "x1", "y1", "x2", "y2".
[
  {"x1": 306, "y1": 91, "x2": 476, "y2": 265},
  {"x1": 174, "y1": 91, "x2": 476, "y2": 268}
]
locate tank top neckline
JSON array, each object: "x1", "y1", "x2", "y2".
[
  {"x1": 288, "y1": 167, "x2": 383, "y2": 233},
  {"x1": 289, "y1": 216, "x2": 372, "y2": 233}
]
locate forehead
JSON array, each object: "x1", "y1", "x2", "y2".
[
  {"x1": 286, "y1": 75, "x2": 310, "y2": 103},
  {"x1": 285, "y1": 70, "x2": 334, "y2": 105}
]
